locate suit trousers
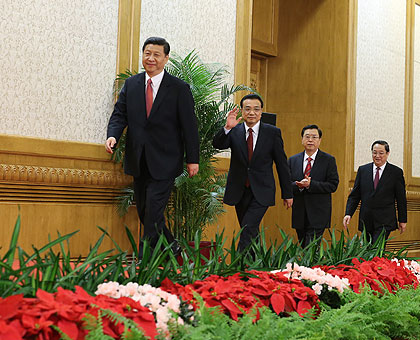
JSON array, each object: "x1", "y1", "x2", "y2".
[
  {"x1": 133, "y1": 152, "x2": 175, "y2": 253},
  {"x1": 235, "y1": 187, "x2": 268, "y2": 252},
  {"x1": 366, "y1": 228, "x2": 391, "y2": 244},
  {"x1": 296, "y1": 209, "x2": 325, "y2": 248}
]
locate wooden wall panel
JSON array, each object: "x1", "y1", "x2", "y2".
[
  {"x1": 258, "y1": 0, "x2": 353, "y2": 242},
  {"x1": 250, "y1": 54, "x2": 268, "y2": 101},
  {"x1": 0, "y1": 135, "x2": 139, "y2": 256},
  {"x1": 252, "y1": 0, "x2": 279, "y2": 56}
]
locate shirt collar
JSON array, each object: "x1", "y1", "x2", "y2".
[
  {"x1": 373, "y1": 162, "x2": 387, "y2": 171},
  {"x1": 145, "y1": 70, "x2": 165, "y2": 87},
  {"x1": 244, "y1": 121, "x2": 261, "y2": 135},
  {"x1": 304, "y1": 149, "x2": 318, "y2": 161}
]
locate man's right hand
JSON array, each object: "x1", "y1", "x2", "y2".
[
  {"x1": 343, "y1": 215, "x2": 351, "y2": 229},
  {"x1": 225, "y1": 107, "x2": 241, "y2": 130},
  {"x1": 105, "y1": 137, "x2": 117, "y2": 154}
]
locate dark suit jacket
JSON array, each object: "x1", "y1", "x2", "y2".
[
  {"x1": 107, "y1": 71, "x2": 199, "y2": 180},
  {"x1": 212, "y1": 122, "x2": 293, "y2": 207},
  {"x1": 288, "y1": 150, "x2": 339, "y2": 230},
  {"x1": 345, "y1": 162, "x2": 407, "y2": 231}
]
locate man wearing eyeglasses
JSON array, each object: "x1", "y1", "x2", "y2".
[
  {"x1": 343, "y1": 140, "x2": 407, "y2": 243},
  {"x1": 212, "y1": 94, "x2": 293, "y2": 252},
  {"x1": 288, "y1": 124, "x2": 339, "y2": 247}
]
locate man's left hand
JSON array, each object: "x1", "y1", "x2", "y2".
[
  {"x1": 295, "y1": 175, "x2": 311, "y2": 189},
  {"x1": 187, "y1": 163, "x2": 199, "y2": 177},
  {"x1": 283, "y1": 198, "x2": 293, "y2": 209},
  {"x1": 398, "y1": 222, "x2": 407, "y2": 234}
]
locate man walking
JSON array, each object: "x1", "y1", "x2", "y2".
[
  {"x1": 105, "y1": 37, "x2": 200, "y2": 256},
  {"x1": 288, "y1": 125, "x2": 339, "y2": 247},
  {"x1": 212, "y1": 94, "x2": 293, "y2": 251},
  {"x1": 343, "y1": 140, "x2": 407, "y2": 242}
]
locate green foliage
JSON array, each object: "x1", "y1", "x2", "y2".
[
  {"x1": 235, "y1": 226, "x2": 409, "y2": 271},
  {"x1": 112, "y1": 51, "x2": 256, "y2": 241},
  {"x1": 0, "y1": 214, "x2": 414, "y2": 297},
  {"x1": 166, "y1": 161, "x2": 226, "y2": 240},
  {"x1": 80, "y1": 308, "x2": 148, "y2": 340}
]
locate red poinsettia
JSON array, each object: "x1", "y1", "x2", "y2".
[
  {"x1": 0, "y1": 286, "x2": 158, "y2": 340},
  {"x1": 317, "y1": 257, "x2": 418, "y2": 294},
  {"x1": 161, "y1": 270, "x2": 319, "y2": 321}
]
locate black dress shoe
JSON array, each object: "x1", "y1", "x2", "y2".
[{"x1": 171, "y1": 243, "x2": 182, "y2": 257}]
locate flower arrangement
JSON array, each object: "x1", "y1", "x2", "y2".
[
  {"x1": 160, "y1": 270, "x2": 320, "y2": 320},
  {"x1": 0, "y1": 286, "x2": 157, "y2": 340},
  {"x1": 317, "y1": 257, "x2": 419, "y2": 293},
  {"x1": 272, "y1": 263, "x2": 350, "y2": 294},
  {"x1": 2, "y1": 255, "x2": 420, "y2": 339},
  {"x1": 95, "y1": 282, "x2": 187, "y2": 337},
  {"x1": 392, "y1": 258, "x2": 420, "y2": 282}
]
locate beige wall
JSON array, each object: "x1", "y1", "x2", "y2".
[
  {"x1": 412, "y1": 3, "x2": 420, "y2": 176},
  {"x1": 0, "y1": 0, "x2": 119, "y2": 144},
  {"x1": 139, "y1": 0, "x2": 237, "y2": 85},
  {"x1": 354, "y1": 0, "x2": 406, "y2": 170}
]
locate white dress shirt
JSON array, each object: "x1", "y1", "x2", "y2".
[
  {"x1": 224, "y1": 121, "x2": 260, "y2": 151},
  {"x1": 303, "y1": 149, "x2": 318, "y2": 174},
  {"x1": 373, "y1": 162, "x2": 387, "y2": 182},
  {"x1": 145, "y1": 70, "x2": 165, "y2": 100}
]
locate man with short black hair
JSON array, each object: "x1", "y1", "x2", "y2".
[
  {"x1": 343, "y1": 140, "x2": 407, "y2": 242},
  {"x1": 288, "y1": 124, "x2": 339, "y2": 247},
  {"x1": 212, "y1": 94, "x2": 293, "y2": 251},
  {"x1": 105, "y1": 37, "x2": 199, "y2": 257}
]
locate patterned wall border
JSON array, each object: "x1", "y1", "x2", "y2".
[{"x1": 0, "y1": 164, "x2": 131, "y2": 187}]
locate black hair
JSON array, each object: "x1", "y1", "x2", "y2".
[
  {"x1": 371, "y1": 140, "x2": 390, "y2": 152},
  {"x1": 240, "y1": 94, "x2": 264, "y2": 108},
  {"x1": 301, "y1": 124, "x2": 322, "y2": 138},
  {"x1": 142, "y1": 37, "x2": 170, "y2": 55}
]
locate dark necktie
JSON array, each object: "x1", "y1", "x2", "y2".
[
  {"x1": 374, "y1": 166, "x2": 380, "y2": 189},
  {"x1": 304, "y1": 157, "x2": 312, "y2": 177},
  {"x1": 245, "y1": 128, "x2": 254, "y2": 187},
  {"x1": 247, "y1": 128, "x2": 254, "y2": 162},
  {"x1": 146, "y1": 78, "x2": 153, "y2": 117}
]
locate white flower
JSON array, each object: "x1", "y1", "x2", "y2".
[
  {"x1": 312, "y1": 283, "x2": 323, "y2": 295},
  {"x1": 95, "y1": 281, "x2": 187, "y2": 338}
]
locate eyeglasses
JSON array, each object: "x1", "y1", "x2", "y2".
[
  {"x1": 243, "y1": 107, "x2": 262, "y2": 114},
  {"x1": 372, "y1": 151, "x2": 386, "y2": 156},
  {"x1": 303, "y1": 135, "x2": 320, "y2": 140}
]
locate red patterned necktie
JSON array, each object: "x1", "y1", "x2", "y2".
[
  {"x1": 146, "y1": 78, "x2": 153, "y2": 117},
  {"x1": 304, "y1": 157, "x2": 312, "y2": 176},
  {"x1": 374, "y1": 167, "x2": 380, "y2": 189},
  {"x1": 245, "y1": 128, "x2": 253, "y2": 187},
  {"x1": 247, "y1": 128, "x2": 254, "y2": 162}
]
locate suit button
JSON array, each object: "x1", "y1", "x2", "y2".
[{"x1": 247, "y1": 168, "x2": 250, "y2": 171}]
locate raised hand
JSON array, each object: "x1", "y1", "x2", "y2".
[{"x1": 225, "y1": 107, "x2": 241, "y2": 130}]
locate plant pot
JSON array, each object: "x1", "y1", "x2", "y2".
[{"x1": 177, "y1": 241, "x2": 214, "y2": 266}]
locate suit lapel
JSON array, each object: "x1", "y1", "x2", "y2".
[
  {"x1": 297, "y1": 151, "x2": 305, "y2": 178},
  {"x1": 310, "y1": 150, "x2": 323, "y2": 178},
  {"x1": 367, "y1": 163, "x2": 375, "y2": 194},
  {"x1": 148, "y1": 71, "x2": 171, "y2": 119},
  {"x1": 251, "y1": 123, "x2": 265, "y2": 163},
  {"x1": 236, "y1": 123, "x2": 248, "y2": 163},
  {"x1": 137, "y1": 72, "x2": 146, "y2": 114},
  {"x1": 374, "y1": 162, "x2": 389, "y2": 192}
]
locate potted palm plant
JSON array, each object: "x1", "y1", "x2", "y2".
[{"x1": 113, "y1": 51, "x2": 254, "y2": 243}]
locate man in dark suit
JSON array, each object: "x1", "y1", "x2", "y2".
[
  {"x1": 212, "y1": 94, "x2": 293, "y2": 251},
  {"x1": 105, "y1": 37, "x2": 199, "y2": 256},
  {"x1": 343, "y1": 140, "x2": 407, "y2": 243},
  {"x1": 288, "y1": 125, "x2": 339, "y2": 247}
]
